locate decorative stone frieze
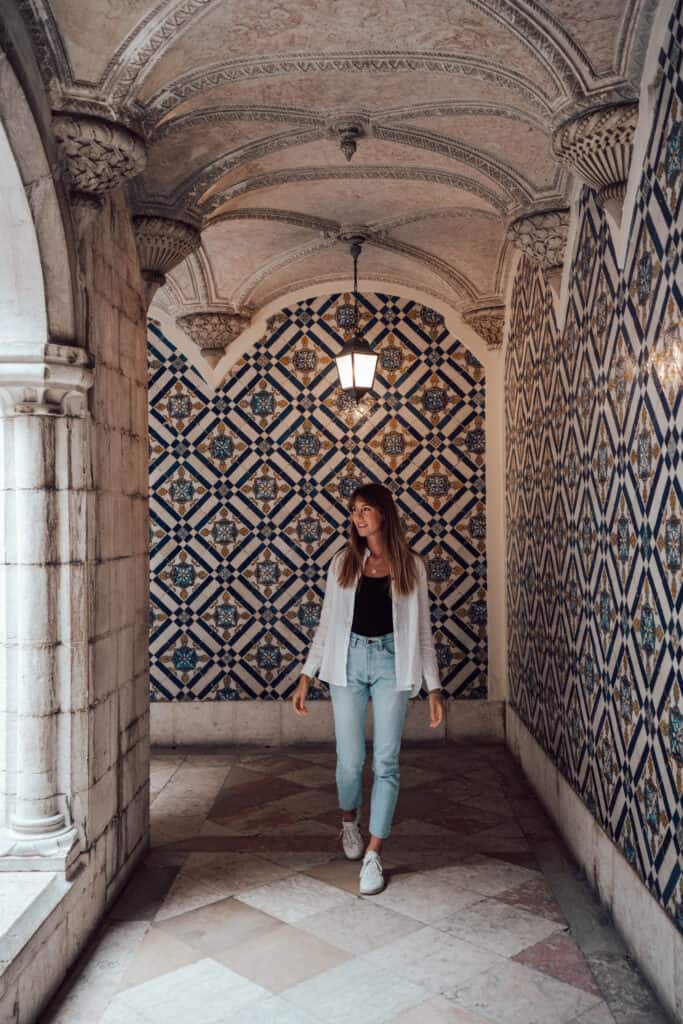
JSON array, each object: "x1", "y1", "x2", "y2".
[
  {"x1": 462, "y1": 305, "x2": 506, "y2": 349},
  {"x1": 178, "y1": 309, "x2": 252, "y2": 367},
  {"x1": 133, "y1": 216, "x2": 201, "y2": 307},
  {"x1": 53, "y1": 113, "x2": 146, "y2": 197},
  {"x1": 552, "y1": 103, "x2": 639, "y2": 219},
  {"x1": 0, "y1": 342, "x2": 93, "y2": 416},
  {"x1": 507, "y1": 209, "x2": 570, "y2": 271}
]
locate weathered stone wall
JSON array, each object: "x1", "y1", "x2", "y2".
[{"x1": 81, "y1": 190, "x2": 150, "y2": 898}]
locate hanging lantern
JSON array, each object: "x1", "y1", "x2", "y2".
[{"x1": 335, "y1": 237, "x2": 378, "y2": 400}]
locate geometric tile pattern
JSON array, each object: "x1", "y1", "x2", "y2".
[
  {"x1": 506, "y1": 1, "x2": 683, "y2": 936},
  {"x1": 149, "y1": 293, "x2": 488, "y2": 703},
  {"x1": 43, "y1": 746, "x2": 669, "y2": 1024}
]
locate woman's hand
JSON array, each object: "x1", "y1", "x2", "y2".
[
  {"x1": 292, "y1": 674, "x2": 312, "y2": 716},
  {"x1": 428, "y1": 690, "x2": 445, "y2": 728}
]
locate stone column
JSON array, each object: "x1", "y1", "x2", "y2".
[
  {"x1": 507, "y1": 208, "x2": 570, "y2": 296},
  {"x1": 177, "y1": 309, "x2": 253, "y2": 368},
  {"x1": 133, "y1": 216, "x2": 201, "y2": 308},
  {"x1": 552, "y1": 103, "x2": 638, "y2": 222},
  {"x1": 0, "y1": 343, "x2": 93, "y2": 871}
]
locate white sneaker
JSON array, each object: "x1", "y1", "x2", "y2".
[
  {"x1": 340, "y1": 811, "x2": 364, "y2": 860},
  {"x1": 359, "y1": 850, "x2": 384, "y2": 895}
]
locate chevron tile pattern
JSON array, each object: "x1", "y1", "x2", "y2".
[
  {"x1": 149, "y1": 293, "x2": 488, "y2": 704},
  {"x1": 506, "y1": 3, "x2": 683, "y2": 936}
]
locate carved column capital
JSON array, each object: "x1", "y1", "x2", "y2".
[
  {"x1": 177, "y1": 310, "x2": 252, "y2": 368},
  {"x1": 552, "y1": 102, "x2": 638, "y2": 218},
  {"x1": 462, "y1": 305, "x2": 505, "y2": 349},
  {"x1": 53, "y1": 114, "x2": 146, "y2": 231},
  {"x1": 0, "y1": 342, "x2": 94, "y2": 417},
  {"x1": 507, "y1": 208, "x2": 570, "y2": 270},
  {"x1": 133, "y1": 216, "x2": 202, "y2": 307}
]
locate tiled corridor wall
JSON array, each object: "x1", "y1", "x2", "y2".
[
  {"x1": 149, "y1": 294, "x2": 488, "y2": 704},
  {"x1": 506, "y1": 4, "x2": 683, "y2": 935}
]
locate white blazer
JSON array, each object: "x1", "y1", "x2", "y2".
[{"x1": 301, "y1": 548, "x2": 442, "y2": 698}]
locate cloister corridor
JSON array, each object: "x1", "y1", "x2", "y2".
[{"x1": 1, "y1": 0, "x2": 682, "y2": 1021}]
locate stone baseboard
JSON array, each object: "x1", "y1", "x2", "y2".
[
  {"x1": 150, "y1": 698, "x2": 505, "y2": 747},
  {"x1": 506, "y1": 704, "x2": 683, "y2": 1022}
]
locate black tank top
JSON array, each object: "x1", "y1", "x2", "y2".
[{"x1": 351, "y1": 575, "x2": 393, "y2": 636}]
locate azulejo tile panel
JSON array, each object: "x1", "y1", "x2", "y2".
[
  {"x1": 506, "y1": 1, "x2": 683, "y2": 934},
  {"x1": 149, "y1": 293, "x2": 488, "y2": 706}
]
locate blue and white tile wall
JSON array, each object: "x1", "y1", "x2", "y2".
[
  {"x1": 149, "y1": 293, "x2": 488, "y2": 705},
  {"x1": 506, "y1": 2, "x2": 683, "y2": 933}
]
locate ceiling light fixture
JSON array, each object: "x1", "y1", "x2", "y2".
[{"x1": 334, "y1": 236, "x2": 378, "y2": 400}]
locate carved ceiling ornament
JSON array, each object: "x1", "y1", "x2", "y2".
[
  {"x1": 177, "y1": 310, "x2": 252, "y2": 367},
  {"x1": 200, "y1": 166, "x2": 510, "y2": 219},
  {"x1": 507, "y1": 208, "x2": 570, "y2": 271},
  {"x1": 53, "y1": 114, "x2": 147, "y2": 197},
  {"x1": 552, "y1": 102, "x2": 639, "y2": 216},
  {"x1": 142, "y1": 53, "x2": 555, "y2": 127},
  {"x1": 462, "y1": 305, "x2": 506, "y2": 349},
  {"x1": 133, "y1": 216, "x2": 201, "y2": 306}
]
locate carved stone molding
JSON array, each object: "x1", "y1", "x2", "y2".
[
  {"x1": 552, "y1": 103, "x2": 638, "y2": 217},
  {"x1": 177, "y1": 310, "x2": 252, "y2": 367},
  {"x1": 133, "y1": 216, "x2": 201, "y2": 306},
  {"x1": 53, "y1": 114, "x2": 147, "y2": 197},
  {"x1": 462, "y1": 305, "x2": 506, "y2": 349},
  {"x1": 142, "y1": 53, "x2": 554, "y2": 128},
  {"x1": 507, "y1": 208, "x2": 570, "y2": 271},
  {"x1": 0, "y1": 342, "x2": 94, "y2": 417}
]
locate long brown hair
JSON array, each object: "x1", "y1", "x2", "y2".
[{"x1": 336, "y1": 483, "x2": 420, "y2": 596}]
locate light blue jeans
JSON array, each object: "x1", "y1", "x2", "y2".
[{"x1": 330, "y1": 631, "x2": 410, "y2": 840}]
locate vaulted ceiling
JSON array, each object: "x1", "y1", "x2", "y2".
[{"x1": 19, "y1": 0, "x2": 655, "y2": 318}]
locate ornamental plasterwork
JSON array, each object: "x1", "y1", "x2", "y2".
[
  {"x1": 552, "y1": 102, "x2": 639, "y2": 205},
  {"x1": 53, "y1": 114, "x2": 147, "y2": 196},
  {"x1": 233, "y1": 237, "x2": 338, "y2": 307},
  {"x1": 201, "y1": 166, "x2": 510, "y2": 218},
  {"x1": 143, "y1": 53, "x2": 555, "y2": 125},
  {"x1": 177, "y1": 309, "x2": 252, "y2": 366},
  {"x1": 133, "y1": 215, "x2": 201, "y2": 304},
  {"x1": 462, "y1": 305, "x2": 506, "y2": 349},
  {"x1": 373, "y1": 237, "x2": 479, "y2": 304},
  {"x1": 16, "y1": 0, "x2": 652, "y2": 324},
  {"x1": 507, "y1": 208, "x2": 570, "y2": 269},
  {"x1": 371, "y1": 125, "x2": 534, "y2": 205},
  {"x1": 150, "y1": 105, "x2": 327, "y2": 142}
]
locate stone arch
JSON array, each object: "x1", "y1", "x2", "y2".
[{"x1": 0, "y1": 48, "x2": 76, "y2": 344}]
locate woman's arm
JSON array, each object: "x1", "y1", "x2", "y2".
[
  {"x1": 416, "y1": 558, "x2": 445, "y2": 727},
  {"x1": 416, "y1": 558, "x2": 441, "y2": 693},
  {"x1": 300, "y1": 552, "x2": 339, "y2": 679}
]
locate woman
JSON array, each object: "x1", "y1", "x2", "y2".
[{"x1": 292, "y1": 482, "x2": 444, "y2": 895}]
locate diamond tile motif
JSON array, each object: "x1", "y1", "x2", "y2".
[
  {"x1": 150, "y1": 295, "x2": 488, "y2": 703},
  {"x1": 506, "y1": 2, "x2": 683, "y2": 937}
]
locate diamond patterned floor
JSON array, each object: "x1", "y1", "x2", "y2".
[{"x1": 43, "y1": 745, "x2": 669, "y2": 1024}]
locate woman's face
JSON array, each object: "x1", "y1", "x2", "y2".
[{"x1": 350, "y1": 499, "x2": 383, "y2": 539}]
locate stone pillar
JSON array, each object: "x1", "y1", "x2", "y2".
[
  {"x1": 0, "y1": 343, "x2": 93, "y2": 872},
  {"x1": 133, "y1": 216, "x2": 201, "y2": 308},
  {"x1": 53, "y1": 113, "x2": 147, "y2": 236},
  {"x1": 177, "y1": 309, "x2": 253, "y2": 368},
  {"x1": 552, "y1": 103, "x2": 638, "y2": 222},
  {"x1": 462, "y1": 305, "x2": 505, "y2": 349},
  {"x1": 507, "y1": 209, "x2": 570, "y2": 296}
]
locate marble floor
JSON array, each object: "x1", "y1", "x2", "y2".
[{"x1": 43, "y1": 744, "x2": 669, "y2": 1024}]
